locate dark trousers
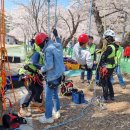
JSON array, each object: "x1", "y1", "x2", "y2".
[
  {"x1": 22, "y1": 81, "x2": 43, "y2": 108},
  {"x1": 100, "y1": 68, "x2": 114, "y2": 100},
  {"x1": 80, "y1": 64, "x2": 99, "y2": 81}
]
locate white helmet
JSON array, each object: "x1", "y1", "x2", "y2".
[{"x1": 103, "y1": 30, "x2": 116, "y2": 39}]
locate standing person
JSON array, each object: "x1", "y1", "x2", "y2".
[
  {"x1": 99, "y1": 30, "x2": 118, "y2": 102},
  {"x1": 35, "y1": 29, "x2": 65, "y2": 124},
  {"x1": 111, "y1": 37, "x2": 126, "y2": 88},
  {"x1": 73, "y1": 34, "x2": 93, "y2": 83},
  {"x1": 19, "y1": 43, "x2": 44, "y2": 117},
  {"x1": 80, "y1": 36, "x2": 99, "y2": 84}
]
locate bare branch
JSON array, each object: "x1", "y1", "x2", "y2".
[
  {"x1": 101, "y1": 10, "x2": 121, "y2": 18},
  {"x1": 59, "y1": 16, "x2": 72, "y2": 34},
  {"x1": 68, "y1": 9, "x2": 75, "y2": 29}
]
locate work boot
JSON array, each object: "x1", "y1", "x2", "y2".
[
  {"x1": 101, "y1": 97, "x2": 110, "y2": 103},
  {"x1": 19, "y1": 107, "x2": 31, "y2": 117},
  {"x1": 30, "y1": 101, "x2": 43, "y2": 107},
  {"x1": 39, "y1": 114, "x2": 54, "y2": 124},
  {"x1": 110, "y1": 97, "x2": 115, "y2": 101},
  {"x1": 81, "y1": 79, "x2": 84, "y2": 83},
  {"x1": 87, "y1": 80, "x2": 90, "y2": 84}
]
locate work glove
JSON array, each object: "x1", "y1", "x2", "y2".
[{"x1": 53, "y1": 28, "x2": 58, "y2": 37}]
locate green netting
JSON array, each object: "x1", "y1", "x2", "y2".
[
  {"x1": 120, "y1": 58, "x2": 130, "y2": 74},
  {"x1": 63, "y1": 48, "x2": 74, "y2": 58}
]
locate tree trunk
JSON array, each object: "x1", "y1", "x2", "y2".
[
  {"x1": 63, "y1": 22, "x2": 79, "y2": 48},
  {"x1": 122, "y1": 13, "x2": 127, "y2": 41},
  {"x1": 24, "y1": 34, "x2": 27, "y2": 54},
  {"x1": 92, "y1": 0, "x2": 104, "y2": 37}
]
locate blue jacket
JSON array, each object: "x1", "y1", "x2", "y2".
[
  {"x1": 30, "y1": 52, "x2": 43, "y2": 69},
  {"x1": 41, "y1": 37, "x2": 65, "y2": 82}
]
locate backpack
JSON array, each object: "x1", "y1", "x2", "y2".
[
  {"x1": 60, "y1": 80, "x2": 74, "y2": 96},
  {"x1": 2, "y1": 113, "x2": 27, "y2": 129},
  {"x1": 72, "y1": 90, "x2": 85, "y2": 104}
]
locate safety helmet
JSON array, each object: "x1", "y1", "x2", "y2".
[
  {"x1": 103, "y1": 30, "x2": 115, "y2": 39},
  {"x1": 35, "y1": 33, "x2": 48, "y2": 45},
  {"x1": 78, "y1": 34, "x2": 89, "y2": 44}
]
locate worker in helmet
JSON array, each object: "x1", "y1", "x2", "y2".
[
  {"x1": 124, "y1": 45, "x2": 130, "y2": 61},
  {"x1": 99, "y1": 30, "x2": 119, "y2": 102},
  {"x1": 73, "y1": 34, "x2": 93, "y2": 80},
  {"x1": 35, "y1": 29, "x2": 65, "y2": 124},
  {"x1": 111, "y1": 37, "x2": 126, "y2": 89},
  {"x1": 19, "y1": 41, "x2": 44, "y2": 117},
  {"x1": 80, "y1": 35, "x2": 99, "y2": 85}
]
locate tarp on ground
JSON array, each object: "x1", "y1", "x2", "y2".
[{"x1": 65, "y1": 58, "x2": 130, "y2": 77}]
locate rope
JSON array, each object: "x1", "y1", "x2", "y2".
[
  {"x1": 34, "y1": 74, "x2": 43, "y2": 87},
  {"x1": 0, "y1": 51, "x2": 19, "y2": 114},
  {"x1": 89, "y1": 0, "x2": 93, "y2": 35},
  {"x1": 43, "y1": 51, "x2": 106, "y2": 130},
  {"x1": 54, "y1": 0, "x2": 57, "y2": 28},
  {"x1": 47, "y1": 0, "x2": 51, "y2": 36},
  {"x1": 43, "y1": 98, "x2": 105, "y2": 130},
  {"x1": 103, "y1": 0, "x2": 106, "y2": 31}
]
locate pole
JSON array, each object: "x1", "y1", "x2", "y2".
[
  {"x1": 54, "y1": 0, "x2": 57, "y2": 28},
  {"x1": 48, "y1": 0, "x2": 50, "y2": 36},
  {"x1": 103, "y1": 0, "x2": 106, "y2": 31},
  {"x1": 89, "y1": 0, "x2": 93, "y2": 35},
  {"x1": 78, "y1": 0, "x2": 80, "y2": 10},
  {"x1": 122, "y1": 13, "x2": 127, "y2": 41},
  {"x1": 0, "y1": 0, "x2": 5, "y2": 124}
]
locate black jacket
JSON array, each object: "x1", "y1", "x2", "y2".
[{"x1": 99, "y1": 43, "x2": 119, "y2": 67}]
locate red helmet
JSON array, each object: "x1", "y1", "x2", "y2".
[
  {"x1": 35, "y1": 33, "x2": 48, "y2": 45},
  {"x1": 78, "y1": 34, "x2": 88, "y2": 44}
]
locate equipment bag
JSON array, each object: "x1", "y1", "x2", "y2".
[
  {"x1": 2, "y1": 113, "x2": 27, "y2": 129},
  {"x1": 60, "y1": 80, "x2": 74, "y2": 96},
  {"x1": 72, "y1": 90, "x2": 85, "y2": 104}
]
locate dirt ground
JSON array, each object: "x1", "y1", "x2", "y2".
[{"x1": 5, "y1": 74, "x2": 130, "y2": 130}]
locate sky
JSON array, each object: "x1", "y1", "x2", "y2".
[
  {"x1": 5, "y1": 0, "x2": 27, "y2": 10},
  {"x1": 5, "y1": 0, "x2": 69, "y2": 10}
]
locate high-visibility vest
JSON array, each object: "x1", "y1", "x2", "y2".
[
  {"x1": 106, "y1": 44, "x2": 116, "y2": 69},
  {"x1": 33, "y1": 43, "x2": 41, "y2": 52},
  {"x1": 88, "y1": 44, "x2": 96, "y2": 60},
  {"x1": 23, "y1": 43, "x2": 44, "y2": 74},
  {"x1": 115, "y1": 46, "x2": 123, "y2": 65}
]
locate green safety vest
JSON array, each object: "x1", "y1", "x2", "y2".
[
  {"x1": 115, "y1": 46, "x2": 123, "y2": 65},
  {"x1": 33, "y1": 43, "x2": 41, "y2": 52},
  {"x1": 25, "y1": 52, "x2": 44, "y2": 73},
  {"x1": 106, "y1": 44, "x2": 116, "y2": 69},
  {"x1": 26, "y1": 43, "x2": 44, "y2": 64},
  {"x1": 88, "y1": 44, "x2": 96, "y2": 60},
  {"x1": 21, "y1": 43, "x2": 44, "y2": 75}
]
